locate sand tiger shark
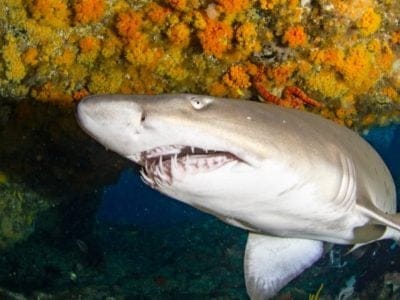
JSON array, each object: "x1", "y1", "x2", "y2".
[{"x1": 77, "y1": 94, "x2": 400, "y2": 299}]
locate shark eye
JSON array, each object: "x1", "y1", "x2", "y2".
[{"x1": 189, "y1": 96, "x2": 213, "y2": 110}]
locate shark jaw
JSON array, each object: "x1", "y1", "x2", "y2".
[{"x1": 132, "y1": 145, "x2": 243, "y2": 188}]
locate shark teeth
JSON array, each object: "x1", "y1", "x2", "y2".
[
  {"x1": 138, "y1": 144, "x2": 242, "y2": 189},
  {"x1": 140, "y1": 149, "x2": 237, "y2": 189},
  {"x1": 142, "y1": 145, "x2": 184, "y2": 161}
]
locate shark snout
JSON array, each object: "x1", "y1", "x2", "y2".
[
  {"x1": 76, "y1": 95, "x2": 147, "y2": 156},
  {"x1": 77, "y1": 95, "x2": 145, "y2": 131}
]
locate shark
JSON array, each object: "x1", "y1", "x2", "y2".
[{"x1": 76, "y1": 94, "x2": 400, "y2": 299}]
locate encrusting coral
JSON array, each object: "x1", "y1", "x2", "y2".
[
  {"x1": 0, "y1": 183, "x2": 50, "y2": 249},
  {"x1": 0, "y1": 0, "x2": 399, "y2": 128}
]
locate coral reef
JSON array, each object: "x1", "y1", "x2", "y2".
[{"x1": 0, "y1": 0, "x2": 399, "y2": 128}]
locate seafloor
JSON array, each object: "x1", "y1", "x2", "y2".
[{"x1": 0, "y1": 99, "x2": 399, "y2": 299}]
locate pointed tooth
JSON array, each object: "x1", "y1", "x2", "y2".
[
  {"x1": 172, "y1": 154, "x2": 181, "y2": 174},
  {"x1": 159, "y1": 156, "x2": 165, "y2": 173},
  {"x1": 140, "y1": 169, "x2": 153, "y2": 185},
  {"x1": 171, "y1": 154, "x2": 177, "y2": 170},
  {"x1": 154, "y1": 177, "x2": 163, "y2": 187},
  {"x1": 159, "y1": 171, "x2": 168, "y2": 182},
  {"x1": 154, "y1": 166, "x2": 162, "y2": 177}
]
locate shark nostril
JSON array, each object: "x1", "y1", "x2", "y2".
[{"x1": 140, "y1": 112, "x2": 146, "y2": 122}]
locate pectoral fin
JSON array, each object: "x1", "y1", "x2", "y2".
[
  {"x1": 357, "y1": 197, "x2": 400, "y2": 232},
  {"x1": 244, "y1": 233, "x2": 323, "y2": 300}
]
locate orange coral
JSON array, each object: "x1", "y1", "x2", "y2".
[
  {"x1": 31, "y1": 82, "x2": 73, "y2": 104},
  {"x1": 116, "y1": 10, "x2": 143, "y2": 41},
  {"x1": 259, "y1": 0, "x2": 284, "y2": 10},
  {"x1": 336, "y1": 44, "x2": 377, "y2": 90},
  {"x1": 356, "y1": 8, "x2": 381, "y2": 36},
  {"x1": 267, "y1": 63, "x2": 296, "y2": 86},
  {"x1": 198, "y1": 19, "x2": 233, "y2": 58},
  {"x1": 73, "y1": 89, "x2": 90, "y2": 101},
  {"x1": 167, "y1": 23, "x2": 191, "y2": 47},
  {"x1": 235, "y1": 22, "x2": 260, "y2": 56},
  {"x1": 79, "y1": 36, "x2": 99, "y2": 53},
  {"x1": 330, "y1": 0, "x2": 373, "y2": 21},
  {"x1": 306, "y1": 70, "x2": 348, "y2": 98},
  {"x1": 88, "y1": 68, "x2": 123, "y2": 94},
  {"x1": 391, "y1": 31, "x2": 400, "y2": 44},
  {"x1": 245, "y1": 62, "x2": 259, "y2": 77},
  {"x1": 78, "y1": 36, "x2": 100, "y2": 64},
  {"x1": 74, "y1": 0, "x2": 105, "y2": 24},
  {"x1": 311, "y1": 48, "x2": 345, "y2": 67},
  {"x1": 282, "y1": 25, "x2": 307, "y2": 48},
  {"x1": 208, "y1": 82, "x2": 228, "y2": 97},
  {"x1": 101, "y1": 30, "x2": 123, "y2": 58},
  {"x1": 125, "y1": 36, "x2": 164, "y2": 68},
  {"x1": 29, "y1": 0, "x2": 70, "y2": 27},
  {"x1": 2, "y1": 0, "x2": 399, "y2": 129},
  {"x1": 223, "y1": 65, "x2": 251, "y2": 89},
  {"x1": 166, "y1": 0, "x2": 187, "y2": 11},
  {"x1": 374, "y1": 42, "x2": 395, "y2": 71},
  {"x1": 192, "y1": 11, "x2": 206, "y2": 29},
  {"x1": 54, "y1": 49, "x2": 75, "y2": 67},
  {"x1": 147, "y1": 3, "x2": 171, "y2": 24},
  {"x1": 310, "y1": 40, "x2": 395, "y2": 99},
  {"x1": 23, "y1": 48, "x2": 39, "y2": 66},
  {"x1": 336, "y1": 105, "x2": 356, "y2": 121},
  {"x1": 216, "y1": 0, "x2": 250, "y2": 14}
]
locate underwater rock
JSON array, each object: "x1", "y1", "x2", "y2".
[
  {"x1": 0, "y1": 183, "x2": 49, "y2": 249},
  {"x1": 0, "y1": 99, "x2": 128, "y2": 248}
]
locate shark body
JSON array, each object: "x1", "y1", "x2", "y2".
[{"x1": 77, "y1": 94, "x2": 400, "y2": 299}]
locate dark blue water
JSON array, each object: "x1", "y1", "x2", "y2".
[
  {"x1": 363, "y1": 124, "x2": 400, "y2": 185},
  {"x1": 97, "y1": 124, "x2": 400, "y2": 227},
  {"x1": 97, "y1": 168, "x2": 207, "y2": 228}
]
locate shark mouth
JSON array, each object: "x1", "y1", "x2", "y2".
[{"x1": 132, "y1": 145, "x2": 241, "y2": 187}]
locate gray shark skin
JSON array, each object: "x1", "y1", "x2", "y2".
[{"x1": 77, "y1": 94, "x2": 400, "y2": 299}]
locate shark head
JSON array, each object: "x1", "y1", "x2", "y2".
[{"x1": 77, "y1": 94, "x2": 271, "y2": 211}]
